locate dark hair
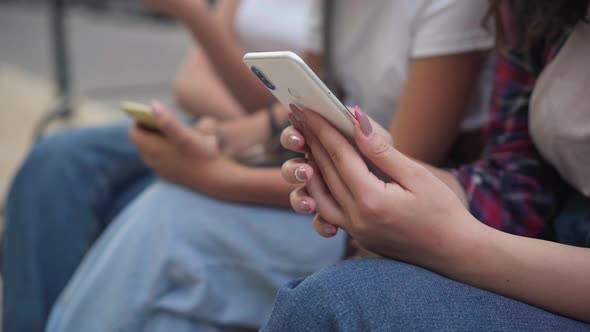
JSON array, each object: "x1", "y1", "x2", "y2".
[{"x1": 486, "y1": 0, "x2": 590, "y2": 48}]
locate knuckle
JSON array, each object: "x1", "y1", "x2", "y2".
[
  {"x1": 329, "y1": 145, "x2": 348, "y2": 166},
  {"x1": 356, "y1": 194, "x2": 380, "y2": 216},
  {"x1": 317, "y1": 160, "x2": 333, "y2": 179},
  {"x1": 370, "y1": 139, "x2": 393, "y2": 159}
]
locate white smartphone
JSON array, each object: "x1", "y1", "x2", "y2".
[
  {"x1": 243, "y1": 51, "x2": 356, "y2": 138},
  {"x1": 244, "y1": 51, "x2": 391, "y2": 182}
]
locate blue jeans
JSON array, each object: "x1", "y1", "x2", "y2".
[
  {"x1": 2, "y1": 124, "x2": 154, "y2": 332},
  {"x1": 46, "y1": 181, "x2": 347, "y2": 332},
  {"x1": 262, "y1": 259, "x2": 590, "y2": 331}
]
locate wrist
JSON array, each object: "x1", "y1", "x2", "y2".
[{"x1": 433, "y1": 216, "x2": 492, "y2": 278}]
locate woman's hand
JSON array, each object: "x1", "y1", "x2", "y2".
[
  {"x1": 281, "y1": 108, "x2": 480, "y2": 268},
  {"x1": 130, "y1": 101, "x2": 231, "y2": 190}
]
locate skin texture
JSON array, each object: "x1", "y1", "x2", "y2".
[
  {"x1": 145, "y1": 0, "x2": 272, "y2": 111},
  {"x1": 391, "y1": 53, "x2": 487, "y2": 165},
  {"x1": 145, "y1": 0, "x2": 268, "y2": 119},
  {"x1": 135, "y1": 1, "x2": 485, "y2": 210},
  {"x1": 130, "y1": 102, "x2": 297, "y2": 207},
  {"x1": 280, "y1": 108, "x2": 590, "y2": 323}
]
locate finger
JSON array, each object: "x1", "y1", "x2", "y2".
[
  {"x1": 152, "y1": 101, "x2": 218, "y2": 157},
  {"x1": 152, "y1": 101, "x2": 196, "y2": 144},
  {"x1": 289, "y1": 186, "x2": 316, "y2": 214},
  {"x1": 280, "y1": 125, "x2": 307, "y2": 153},
  {"x1": 297, "y1": 108, "x2": 380, "y2": 198},
  {"x1": 194, "y1": 116, "x2": 217, "y2": 135},
  {"x1": 304, "y1": 125, "x2": 355, "y2": 208},
  {"x1": 354, "y1": 107, "x2": 421, "y2": 189},
  {"x1": 305, "y1": 158, "x2": 347, "y2": 228},
  {"x1": 281, "y1": 158, "x2": 314, "y2": 184},
  {"x1": 312, "y1": 214, "x2": 339, "y2": 238},
  {"x1": 129, "y1": 123, "x2": 168, "y2": 158}
]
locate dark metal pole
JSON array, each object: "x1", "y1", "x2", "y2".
[
  {"x1": 53, "y1": 0, "x2": 70, "y2": 101},
  {"x1": 33, "y1": 0, "x2": 74, "y2": 140}
]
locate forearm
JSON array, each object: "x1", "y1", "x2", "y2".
[
  {"x1": 445, "y1": 223, "x2": 590, "y2": 323},
  {"x1": 177, "y1": 2, "x2": 271, "y2": 111},
  {"x1": 391, "y1": 53, "x2": 486, "y2": 165},
  {"x1": 196, "y1": 162, "x2": 295, "y2": 207}
]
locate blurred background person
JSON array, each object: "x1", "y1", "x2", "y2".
[
  {"x1": 43, "y1": 0, "x2": 495, "y2": 331},
  {"x1": 2, "y1": 0, "x2": 311, "y2": 331}
]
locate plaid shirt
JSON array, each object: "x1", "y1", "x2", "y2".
[{"x1": 453, "y1": 33, "x2": 571, "y2": 238}]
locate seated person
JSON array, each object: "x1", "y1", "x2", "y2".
[
  {"x1": 46, "y1": 0, "x2": 498, "y2": 330},
  {"x1": 1, "y1": 0, "x2": 312, "y2": 331},
  {"x1": 8, "y1": 0, "x2": 494, "y2": 331},
  {"x1": 265, "y1": 0, "x2": 590, "y2": 329}
]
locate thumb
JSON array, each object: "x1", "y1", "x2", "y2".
[
  {"x1": 354, "y1": 107, "x2": 418, "y2": 189},
  {"x1": 151, "y1": 101, "x2": 192, "y2": 143},
  {"x1": 151, "y1": 101, "x2": 216, "y2": 156},
  {"x1": 195, "y1": 116, "x2": 218, "y2": 135}
]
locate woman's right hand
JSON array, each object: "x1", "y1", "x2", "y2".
[{"x1": 280, "y1": 108, "x2": 480, "y2": 269}]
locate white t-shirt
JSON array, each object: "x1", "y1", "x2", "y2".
[
  {"x1": 236, "y1": 0, "x2": 312, "y2": 53},
  {"x1": 305, "y1": 0, "x2": 495, "y2": 129}
]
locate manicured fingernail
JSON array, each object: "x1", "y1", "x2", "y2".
[
  {"x1": 288, "y1": 113, "x2": 303, "y2": 130},
  {"x1": 289, "y1": 104, "x2": 306, "y2": 123},
  {"x1": 324, "y1": 226, "x2": 337, "y2": 236},
  {"x1": 151, "y1": 100, "x2": 165, "y2": 117},
  {"x1": 300, "y1": 200, "x2": 312, "y2": 213},
  {"x1": 288, "y1": 134, "x2": 301, "y2": 148},
  {"x1": 354, "y1": 106, "x2": 372, "y2": 137},
  {"x1": 294, "y1": 166, "x2": 308, "y2": 182}
]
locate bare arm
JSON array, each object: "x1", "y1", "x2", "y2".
[
  {"x1": 392, "y1": 52, "x2": 487, "y2": 165},
  {"x1": 174, "y1": 0, "x2": 273, "y2": 111},
  {"x1": 183, "y1": 158, "x2": 296, "y2": 207},
  {"x1": 446, "y1": 221, "x2": 590, "y2": 323}
]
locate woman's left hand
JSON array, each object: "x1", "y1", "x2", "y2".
[{"x1": 282, "y1": 108, "x2": 480, "y2": 267}]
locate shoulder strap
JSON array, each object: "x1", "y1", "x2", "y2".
[{"x1": 322, "y1": 0, "x2": 340, "y2": 98}]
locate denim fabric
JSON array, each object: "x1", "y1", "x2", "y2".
[
  {"x1": 553, "y1": 194, "x2": 590, "y2": 247},
  {"x1": 2, "y1": 124, "x2": 154, "y2": 332},
  {"x1": 46, "y1": 181, "x2": 347, "y2": 332},
  {"x1": 262, "y1": 259, "x2": 590, "y2": 331}
]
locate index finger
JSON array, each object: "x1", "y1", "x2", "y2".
[
  {"x1": 300, "y1": 108, "x2": 381, "y2": 199},
  {"x1": 129, "y1": 123, "x2": 169, "y2": 156}
]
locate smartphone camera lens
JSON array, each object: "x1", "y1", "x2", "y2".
[{"x1": 251, "y1": 66, "x2": 275, "y2": 90}]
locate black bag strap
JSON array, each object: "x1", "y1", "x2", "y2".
[{"x1": 322, "y1": 0, "x2": 341, "y2": 98}]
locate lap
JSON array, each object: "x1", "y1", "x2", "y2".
[
  {"x1": 106, "y1": 181, "x2": 346, "y2": 268},
  {"x1": 49, "y1": 181, "x2": 346, "y2": 331},
  {"x1": 263, "y1": 259, "x2": 590, "y2": 331}
]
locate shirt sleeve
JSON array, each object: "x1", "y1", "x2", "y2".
[
  {"x1": 411, "y1": 0, "x2": 494, "y2": 58},
  {"x1": 302, "y1": 0, "x2": 324, "y2": 53},
  {"x1": 452, "y1": 47, "x2": 566, "y2": 238}
]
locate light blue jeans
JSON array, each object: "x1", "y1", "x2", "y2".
[
  {"x1": 263, "y1": 259, "x2": 590, "y2": 331},
  {"x1": 2, "y1": 124, "x2": 153, "y2": 332},
  {"x1": 46, "y1": 181, "x2": 346, "y2": 332}
]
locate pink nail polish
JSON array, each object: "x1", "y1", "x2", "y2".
[
  {"x1": 289, "y1": 104, "x2": 306, "y2": 123},
  {"x1": 288, "y1": 135, "x2": 301, "y2": 148},
  {"x1": 294, "y1": 166, "x2": 307, "y2": 182},
  {"x1": 300, "y1": 200, "x2": 312, "y2": 213},
  {"x1": 354, "y1": 106, "x2": 372, "y2": 137},
  {"x1": 288, "y1": 113, "x2": 304, "y2": 130},
  {"x1": 324, "y1": 226, "x2": 337, "y2": 236}
]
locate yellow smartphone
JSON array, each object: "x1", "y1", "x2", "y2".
[{"x1": 121, "y1": 101, "x2": 159, "y2": 130}]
